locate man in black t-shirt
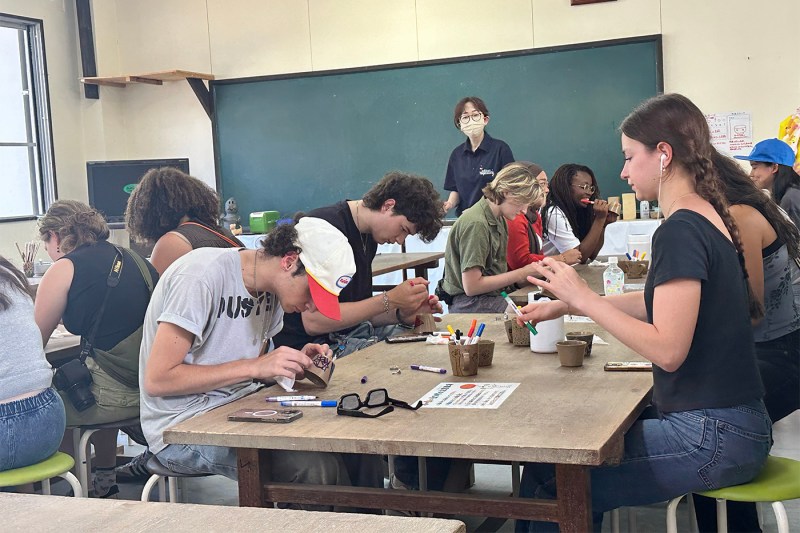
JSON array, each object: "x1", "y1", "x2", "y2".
[{"x1": 273, "y1": 172, "x2": 444, "y2": 356}]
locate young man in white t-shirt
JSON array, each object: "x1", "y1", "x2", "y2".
[{"x1": 139, "y1": 217, "x2": 380, "y2": 491}]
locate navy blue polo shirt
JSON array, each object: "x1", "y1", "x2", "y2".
[{"x1": 444, "y1": 132, "x2": 514, "y2": 216}]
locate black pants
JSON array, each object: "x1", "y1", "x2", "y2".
[{"x1": 694, "y1": 328, "x2": 800, "y2": 532}]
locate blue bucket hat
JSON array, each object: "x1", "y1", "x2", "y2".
[{"x1": 734, "y1": 138, "x2": 796, "y2": 167}]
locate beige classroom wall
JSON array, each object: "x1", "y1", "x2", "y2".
[{"x1": 2, "y1": 0, "x2": 797, "y2": 264}]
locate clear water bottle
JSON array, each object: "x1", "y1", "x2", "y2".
[{"x1": 603, "y1": 256, "x2": 625, "y2": 296}]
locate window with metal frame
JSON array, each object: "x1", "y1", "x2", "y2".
[{"x1": 0, "y1": 13, "x2": 56, "y2": 221}]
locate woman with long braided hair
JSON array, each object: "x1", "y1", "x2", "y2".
[{"x1": 514, "y1": 94, "x2": 771, "y2": 532}]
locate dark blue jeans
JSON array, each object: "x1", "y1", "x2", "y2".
[
  {"x1": 517, "y1": 401, "x2": 772, "y2": 532},
  {"x1": 0, "y1": 388, "x2": 66, "y2": 472}
]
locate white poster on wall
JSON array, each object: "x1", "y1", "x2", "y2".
[{"x1": 705, "y1": 111, "x2": 754, "y2": 157}]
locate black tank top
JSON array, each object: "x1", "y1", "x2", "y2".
[
  {"x1": 62, "y1": 241, "x2": 158, "y2": 350},
  {"x1": 172, "y1": 221, "x2": 244, "y2": 250}
]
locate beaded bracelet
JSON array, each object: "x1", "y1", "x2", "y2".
[{"x1": 382, "y1": 291, "x2": 390, "y2": 314}]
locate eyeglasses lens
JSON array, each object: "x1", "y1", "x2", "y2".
[
  {"x1": 366, "y1": 389, "x2": 387, "y2": 407},
  {"x1": 340, "y1": 394, "x2": 360, "y2": 411}
]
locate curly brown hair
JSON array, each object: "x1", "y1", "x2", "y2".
[
  {"x1": 38, "y1": 200, "x2": 110, "y2": 255},
  {"x1": 125, "y1": 167, "x2": 221, "y2": 243},
  {"x1": 361, "y1": 171, "x2": 444, "y2": 242},
  {"x1": 0, "y1": 255, "x2": 33, "y2": 309}
]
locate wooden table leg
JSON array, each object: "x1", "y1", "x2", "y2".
[
  {"x1": 413, "y1": 260, "x2": 439, "y2": 281},
  {"x1": 237, "y1": 448, "x2": 271, "y2": 508},
  {"x1": 555, "y1": 464, "x2": 592, "y2": 532}
]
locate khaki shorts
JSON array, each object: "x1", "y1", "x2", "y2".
[{"x1": 60, "y1": 357, "x2": 139, "y2": 426}]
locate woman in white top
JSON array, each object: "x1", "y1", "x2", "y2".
[
  {"x1": 0, "y1": 256, "x2": 66, "y2": 471},
  {"x1": 541, "y1": 163, "x2": 612, "y2": 264}
]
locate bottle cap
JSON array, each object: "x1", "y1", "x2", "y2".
[{"x1": 609, "y1": 256, "x2": 618, "y2": 264}]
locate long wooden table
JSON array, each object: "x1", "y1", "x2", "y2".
[
  {"x1": 372, "y1": 251, "x2": 444, "y2": 278},
  {"x1": 372, "y1": 251, "x2": 444, "y2": 292},
  {"x1": 165, "y1": 313, "x2": 652, "y2": 531}
]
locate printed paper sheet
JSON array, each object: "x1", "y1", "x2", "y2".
[{"x1": 418, "y1": 382, "x2": 519, "y2": 409}]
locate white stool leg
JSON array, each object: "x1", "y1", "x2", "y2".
[
  {"x1": 141, "y1": 474, "x2": 161, "y2": 502},
  {"x1": 58, "y1": 471, "x2": 84, "y2": 498},
  {"x1": 168, "y1": 476, "x2": 178, "y2": 503},
  {"x1": 42, "y1": 478, "x2": 51, "y2": 495},
  {"x1": 687, "y1": 493, "x2": 699, "y2": 532},
  {"x1": 772, "y1": 501, "x2": 789, "y2": 533},
  {"x1": 715, "y1": 498, "x2": 728, "y2": 533},
  {"x1": 666, "y1": 495, "x2": 685, "y2": 533},
  {"x1": 627, "y1": 507, "x2": 637, "y2": 532},
  {"x1": 610, "y1": 508, "x2": 620, "y2": 533},
  {"x1": 158, "y1": 476, "x2": 166, "y2": 502},
  {"x1": 77, "y1": 428, "x2": 97, "y2": 496},
  {"x1": 511, "y1": 461, "x2": 521, "y2": 497}
]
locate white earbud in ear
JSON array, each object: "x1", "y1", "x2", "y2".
[{"x1": 660, "y1": 153, "x2": 667, "y2": 165}]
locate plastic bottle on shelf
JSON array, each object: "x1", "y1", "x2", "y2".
[
  {"x1": 603, "y1": 256, "x2": 625, "y2": 296},
  {"x1": 639, "y1": 200, "x2": 650, "y2": 219}
]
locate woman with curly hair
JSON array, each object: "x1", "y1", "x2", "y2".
[
  {"x1": 125, "y1": 167, "x2": 243, "y2": 274},
  {"x1": 35, "y1": 200, "x2": 157, "y2": 497},
  {"x1": 541, "y1": 163, "x2": 613, "y2": 264}
]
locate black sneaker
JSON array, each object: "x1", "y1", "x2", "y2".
[{"x1": 115, "y1": 450, "x2": 152, "y2": 483}]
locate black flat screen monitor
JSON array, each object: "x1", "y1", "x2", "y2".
[{"x1": 87, "y1": 158, "x2": 189, "y2": 223}]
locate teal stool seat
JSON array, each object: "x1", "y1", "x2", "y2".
[
  {"x1": 666, "y1": 455, "x2": 800, "y2": 533},
  {"x1": 0, "y1": 452, "x2": 83, "y2": 497}
]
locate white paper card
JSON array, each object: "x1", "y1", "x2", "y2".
[{"x1": 418, "y1": 382, "x2": 519, "y2": 409}]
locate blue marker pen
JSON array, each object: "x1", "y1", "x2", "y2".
[
  {"x1": 281, "y1": 400, "x2": 337, "y2": 407},
  {"x1": 470, "y1": 323, "x2": 486, "y2": 344}
]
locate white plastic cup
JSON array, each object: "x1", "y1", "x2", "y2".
[
  {"x1": 528, "y1": 293, "x2": 565, "y2": 353},
  {"x1": 626, "y1": 234, "x2": 651, "y2": 260}
]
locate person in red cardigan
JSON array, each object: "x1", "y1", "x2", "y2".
[{"x1": 507, "y1": 162, "x2": 582, "y2": 269}]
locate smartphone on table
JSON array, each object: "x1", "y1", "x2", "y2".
[{"x1": 227, "y1": 409, "x2": 303, "y2": 423}]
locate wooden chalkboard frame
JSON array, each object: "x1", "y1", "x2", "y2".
[{"x1": 210, "y1": 34, "x2": 663, "y2": 218}]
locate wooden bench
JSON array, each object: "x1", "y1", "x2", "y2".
[{"x1": 0, "y1": 493, "x2": 466, "y2": 532}]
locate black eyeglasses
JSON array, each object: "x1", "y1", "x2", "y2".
[
  {"x1": 337, "y1": 388, "x2": 422, "y2": 418},
  {"x1": 459, "y1": 112, "x2": 484, "y2": 124}
]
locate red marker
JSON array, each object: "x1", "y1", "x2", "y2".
[
  {"x1": 409, "y1": 280, "x2": 415, "y2": 286},
  {"x1": 580, "y1": 198, "x2": 595, "y2": 205}
]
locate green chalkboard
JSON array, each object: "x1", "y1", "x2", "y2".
[{"x1": 212, "y1": 36, "x2": 662, "y2": 220}]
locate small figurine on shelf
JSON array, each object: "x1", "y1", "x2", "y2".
[{"x1": 221, "y1": 197, "x2": 242, "y2": 234}]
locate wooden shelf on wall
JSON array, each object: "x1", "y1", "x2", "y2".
[
  {"x1": 80, "y1": 69, "x2": 214, "y2": 87},
  {"x1": 80, "y1": 70, "x2": 216, "y2": 118}
]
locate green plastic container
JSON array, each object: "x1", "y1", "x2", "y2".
[{"x1": 249, "y1": 211, "x2": 280, "y2": 233}]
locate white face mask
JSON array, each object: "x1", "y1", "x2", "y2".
[{"x1": 460, "y1": 120, "x2": 485, "y2": 137}]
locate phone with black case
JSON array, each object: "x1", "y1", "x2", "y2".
[{"x1": 227, "y1": 409, "x2": 303, "y2": 423}]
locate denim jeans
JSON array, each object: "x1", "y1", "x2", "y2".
[
  {"x1": 156, "y1": 444, "x2": 383, "y2": 510},
  {"x1": 0, "y1": 388, "x2": 66, "y2": 472},
  {"x1": 326, "y1": 321, "x2": 405, "y2": 358},
  {"x1": 516, "y1": 401, "x2": 772, "y2": 532}
]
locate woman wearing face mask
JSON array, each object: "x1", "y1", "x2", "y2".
[
  {"x1": 507, "y1": 162, "x2": 583, "y2": 268},
  {"x1": 734, "y1": 138, "x2": 800, "y2": 230},
  {"x1": 442, "y1": 97, "x2": 515, "y2": 216},
  {"x1": 541, "y1": 163, "x2": 610, "y2": 264}
]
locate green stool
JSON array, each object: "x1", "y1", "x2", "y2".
[
  {"x1": 0, "y1": 452, "x2": 83, "y2": 497},
  {"x1": 666, "y1": 455, "x2": 800, "y2": 533}
]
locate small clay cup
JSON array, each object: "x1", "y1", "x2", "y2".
[
  {"x1": 618, "y1": 260, "x2": 649, "y2": 279},
  {"x1": 504, "y1": 319, "x2": 530, "y2": 346},
  {"x1": 476, "y1": 340, "x2": 496, "y2": 367},
  {"x1": 556, "y1": 340, "x2": 586, "y2": 367},
  {"x1": 304, "y1": 352, "x2": 335, "y2": 387},
  {"x1": 565, "y1": 331, "x2": 594, "y2": 357},
  {"x1": 448, "y1": 342, "x2": 479, "y2": 376}
]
